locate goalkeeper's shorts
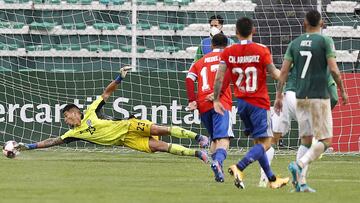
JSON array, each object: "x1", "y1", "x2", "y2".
[{"x1": 122, "y1": 118, "x2": 158, "y2": 153}]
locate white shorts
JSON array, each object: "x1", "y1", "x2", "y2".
[
  {"x1": 296, "y1": 98, "x2": 333, "y2": 140},
  {"x1": 272, "y1": 91, "x2": 297, "y2": 136}
]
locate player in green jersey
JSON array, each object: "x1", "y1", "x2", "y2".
[
  {"x1": 259, "y1": 68, "x2": 338, "y2": 188},
  {"x1": 274, "y1": 10, "x2": 348, "y2": 192},
  {"x1": 15, "y1": 67, "x2": 210, "y2": 163}
]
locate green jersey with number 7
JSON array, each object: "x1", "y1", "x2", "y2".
[{"x1": 284, "y1": 33, "x2": 336, "y2": 99}]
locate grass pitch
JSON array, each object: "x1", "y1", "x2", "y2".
[{"x1": 0, "y1": 150, "x2": 359, "y2": 203}]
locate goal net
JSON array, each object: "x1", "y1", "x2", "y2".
[{"x1": 0, "y1": 0, "x2": 359, "y2": 153}]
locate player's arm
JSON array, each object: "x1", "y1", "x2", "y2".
[
  {"x1": 274, "y1": 42, "x2": 293, "y2": 114},
  {"x1": 17, "y1": 137, "x2": 64, "y2": 150},
  {"x1": 277, "y1": 60, "x2": 292, "y2": 90},
  {"x1": 101, "y1": 66, "x2": 132, "y2": 102},
  {"x1": 328, "y1": 58, "x2": 348, "y2": 105},
  {"x1": 185, "y1": 68, "x2": 198, "y2": 111},
  {"x1": 325, "y1": 36, "x2": 348, "y2": 105},
  {"x1": 274, "y1": 59, "x2": 292, "y2": 114},
  {"x1": 267, "y1": 64, "x2": 280, "y2": 80},
  {"x1": 213, "y1": 62, "x2": 227, "y2": 115}
]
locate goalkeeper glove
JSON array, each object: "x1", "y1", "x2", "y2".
[
  {"x1": 115, "y1": 66, "x2": 132, "y2": 83},
  {"x1": 120, "y1": 66, "x2": 132, "y2": 79}
]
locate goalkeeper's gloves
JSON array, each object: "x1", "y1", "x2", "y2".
[
  {"x1": 115, "y1": 66, "x2": 132, "y2": 83},
  {"x1": 120, "y1": 66, "x2": 132, "y2": 78}
]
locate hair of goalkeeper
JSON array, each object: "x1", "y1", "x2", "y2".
[
  {"x1": 62, "y1": 104, "x2": 81, "y2": 114},
  {"x1": 209, "y1": 15, "x2": 224, "y2": 25},
  {"x1": 62, "y1": 104, "x2": 84, "y2": 120},
  {"x1": 305, "y1": 10, "x2": 321, "y2": 27},
  {"x1": 236, "y1": 17, "x2": 253, "y2": 38},
  {"x1": 211, "y1": 33, "x2": 228, "y2": 48}
]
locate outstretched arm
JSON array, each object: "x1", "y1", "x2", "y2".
[
  {"x1": 102, "y1": 66, "x2": 132, "y2": 102},
  {"x1": 18, "y1": 137, "x2": 64, "y2": 150}
]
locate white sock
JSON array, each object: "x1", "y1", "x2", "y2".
[
  {"x1": 296, "y1": 145, "x2": 310, "y2": 185},
  {"x1": 260, "y1": 146, "x2": 275, "y2": 182},
  {"x1": 299, "y1": 142, "x2": 325, "y2": 168}
]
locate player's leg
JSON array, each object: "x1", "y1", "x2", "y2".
[
  {"x1": 125, "y1": 118, "x2": 209, "y2": 163},
  {"x1": 290, "y1": 99, "x2": 332, "y2": 192},
  {"x1": 298, "y1": 99, "x2": 332, "y2": 192},
  {"x1": 241, "y1": 106, "x2": 288, "y2": 189},
  {"x1": 284, "y1": 91, "x2": 313, "y2": 190},
  {"x1": 210, "y1": 109, "x2": 233, "y2": 167},
  {"x1": 296, "y1": 136, "x2": 312, "y2": 190},
  {"x1": 227, "y1": 99, "x2": 251, "y2": 188},
  {"x1": 200, "y1": 110, "x2": 214, "y2": 151},
  {"x1": 228, "y1": 100, "x2": 288, "y2": 189},
  {"x1": 148, "y1": 138, "x2": 209, "y2": 163},
  {"x1": 289, "y1": 98, "x2": 312, "y2": 191},
  {"x1": 150, "y1": 124, "x2": 209, "y2": 148},
  {"x1": 256, "y1": 138, "x2": 290, "y2": 189},
  {"x1": 201, "y1": 109, "x2": 232, "y2": 182},
  {"x1": 259, "y1": 107, "x2": 285, "y2": 187},
  {"x1": 210, "y1": 138, "x2": 229, "y2": 182},
  {"x1": 210, "y1": 110, "x2": 233, "y2": 182}
]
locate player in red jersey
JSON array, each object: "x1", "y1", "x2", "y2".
[
  {"x1": 186, "y1": 34, "x2": 233, "y2": 182},
  {"x1": 213, "y1": 17, "x2": 289, "y2": 189}
]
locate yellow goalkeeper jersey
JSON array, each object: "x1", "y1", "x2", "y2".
[{"x1": 60, "y1": 96, "x2": 130, "y2": 146}]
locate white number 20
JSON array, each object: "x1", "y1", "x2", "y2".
[{"x1": 232, "y1": 66, "x2": 258, "y2": 92}]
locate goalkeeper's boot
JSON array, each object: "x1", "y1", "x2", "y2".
[
  {"x1": 268, "y1": 176, "x2": 290, "y2": 189},
  {"x1": 228, "y1": 165, "x2": 245, "y2": 189},
  {"x1": 210, "y1": 160, "x2": 224, "y2": 182},
  {"x1": 196, "y1": 135, "x2": 209, "y2": 148},
  {"x1": 195, "y1": 150, "x2": 209, "y2": 164},
  {"x1": 288, "y1": 161, "x2": 302, "y2": 190},
  {"x1": 298, "y1": 184, "x2": 316, "y2": 193}
]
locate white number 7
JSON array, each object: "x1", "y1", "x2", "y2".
[{"x1": 300, "y1": 51, "x2": 312, "y2": 79}]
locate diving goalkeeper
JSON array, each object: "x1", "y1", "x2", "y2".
[{"x1": 16, "y1": 66, "x2": 209, "y2": 163}]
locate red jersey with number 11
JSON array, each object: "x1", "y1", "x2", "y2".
[
  {"x1": 220, "y1": 41, "x2": 273, "y2": 110},
  {"x1": 187, "y1": 50, "x2": 232, "y2": 114}
]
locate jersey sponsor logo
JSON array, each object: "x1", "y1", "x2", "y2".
[
  {"x1": 229, "y1": 55, "x2": 260, "y2": 64},
  {"x1": 0, "y1": 98, "x2": 240, "y2": 125},
  {"x1": 79, "y1": 119, "x2": 96, "y2": 135}
]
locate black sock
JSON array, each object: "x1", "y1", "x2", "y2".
[{"x1": 268, "y1": 175, "x2": 276, "y2": 182}]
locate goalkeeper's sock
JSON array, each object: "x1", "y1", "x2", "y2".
[
  {"x1": 297, "y1": 144, "x2": 310, "y2": 185},
  {"x1": 299, "y1": 141, "x2": 327, "y2": 168},
  {"x1": 237, "y1": 144, "x2": 264, "y2": 171},
  {"x1": 167, "y1": 144, "x2": 196, "y2": 156},
  {"x1": 213, "y1": 148, "x2": 227, "y2": 167},
  {"x1": 169, "y1": 126, "x2": 197, "y2": 140}
]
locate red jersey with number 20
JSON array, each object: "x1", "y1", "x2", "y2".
[
  {"x1": 220, "y1": 41, "x2": 273, "y2": 110},
  {"x1": 187, "y1": 49, "x2": 232, "y2": 114}
]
